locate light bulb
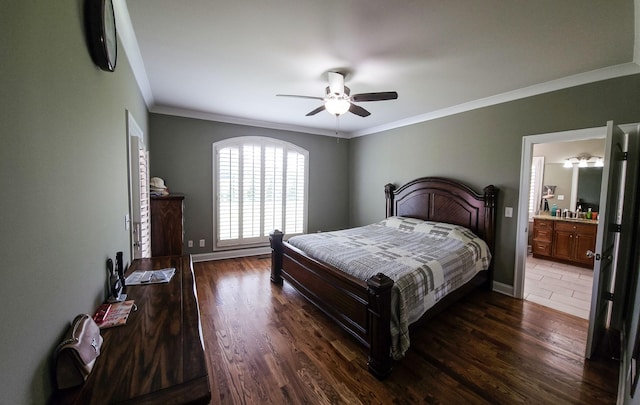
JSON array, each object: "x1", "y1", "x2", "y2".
[{"x1": 324, "y1": 98, "x2": 350, "y2": 116}]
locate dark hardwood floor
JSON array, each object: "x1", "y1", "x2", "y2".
[{"x1": 194, "y1": 256, "x2": 618, "y2": 404}]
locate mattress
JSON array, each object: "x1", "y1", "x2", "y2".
[{"x1": 287, "y1": 216, "x2": 491, "y2": 359}]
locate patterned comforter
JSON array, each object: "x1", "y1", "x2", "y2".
[{"x1": 287, "y1": 216, "x2": 492, "y2": 359}]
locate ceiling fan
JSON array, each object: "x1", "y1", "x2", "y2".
[{"x1": 277, "y1": 71, "x2": 398, "y2": 117}]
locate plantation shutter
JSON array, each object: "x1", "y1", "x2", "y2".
[
  {"x1": 529, "y1": 156, "x2": 544, "y2": 219},
  {"x1": 214, "y1": 137, "x2": 307, "y2": 249}
]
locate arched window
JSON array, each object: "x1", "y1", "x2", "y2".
[{"x1": 213, "y1": 136, "x2": 308, "y2": 249}]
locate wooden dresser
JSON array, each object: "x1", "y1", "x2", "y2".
[
  {"x1": 51, "y1": 256, "x2": 210, "y2": 405},
  {"x1": 532, "y1": 216, "x2": 597, "y2": 268},
  {"x1": 151, "y1": 195, "x2": 184, "y2": 257}
]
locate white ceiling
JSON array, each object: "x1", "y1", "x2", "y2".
[
  {"x1": 119, "y1": 0, "x2": 639, "y2": 137},
  {"x1": 534, "y1": 138, "x2": 606, "y2": 164}
]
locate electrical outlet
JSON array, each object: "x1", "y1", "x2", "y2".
[
  {"x1": 188, "y1": 240, "x2": 193, "y2": 248},
  {"x1": 557, "y1": 195, "x2": 565, "y2": 200},
  {"x1": 199, "y1": 239, "x2": 205, "y2": 247},
  {"x1": 505, "y1": 207, "x2": 513, "y2": 218}
]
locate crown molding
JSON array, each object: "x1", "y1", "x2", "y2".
[
  {"x1": 115, "y1": 1, "x2": 640, "y2": 139},
  {"x1": 351, "y1": 62, "x2": 640, "y2": 138},
  {"x1": 152, "y1": 62, "x2": 640, "y2": 139},
  {"x1": 150, "y1": 105, "x2": 345, "y2": 138},
  {"x1": 113, "y1": 0, "x2": 154, "y2": 107}
]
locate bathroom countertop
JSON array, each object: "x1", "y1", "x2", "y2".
[{"x1": 533, "y1": 214, "x2": 598, "y2": 225}]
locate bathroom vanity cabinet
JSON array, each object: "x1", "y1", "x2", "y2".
[{"x1": 532, "y1": 216, "x2": 597, "y2": 268}]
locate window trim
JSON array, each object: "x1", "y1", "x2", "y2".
[{"x1": 212, "y1": 136, "x2": 309, "y2": 251}]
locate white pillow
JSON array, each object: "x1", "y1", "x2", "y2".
[{"x1": 381, "y1": 216, "x2": 426, "y2": 231}]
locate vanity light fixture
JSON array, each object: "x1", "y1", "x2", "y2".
[{"x1": 563, "y1": 153, "x2": 604, "y2": 168}]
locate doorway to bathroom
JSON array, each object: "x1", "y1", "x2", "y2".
[
  {"x1": 516, "y1": 121, "x2": 640, "y2": 360},
  {"x1": 523, "y1": 138, "x2": 605, "y2": 319}
]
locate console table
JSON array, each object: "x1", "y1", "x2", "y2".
[{"x1": 51, "y1": 255, "x2": 210, "y2": 404}]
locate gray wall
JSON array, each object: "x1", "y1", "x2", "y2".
[
  {"x1": 349, "y1": 74, "x2": 640, "y2": 287},
  {"x1": 148, "y1": 114, "x2": 350, "y2": 254},
  {"x1": 1, "y1": 2, "x2": 148, "y2": 404}
]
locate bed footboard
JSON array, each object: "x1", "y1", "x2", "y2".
[
  {"x1": 269, "y1": 230, "x2": 394, "y2": 379},
  {"x1": 270, "y1": 230, "x2": 284, "y2": 286},
  {"x1": 365, "y1": 273, "x2": 394, "y2": 378}
]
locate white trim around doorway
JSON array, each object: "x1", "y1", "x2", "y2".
[{"x1": 513, "y1": 126, "x2": 607, "y2": 299}]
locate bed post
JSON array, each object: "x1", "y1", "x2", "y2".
[
  {"x1": 366, "y1": 273, "x2": 394, "y2": 379},
  {"x1": 384, "y1": 183, "x2": 396, "y2": 218},
  {"x1": 483, "y1": 185, "x2": 498, "y2": 290},
  {"x1": 269, "y1": 230, "x2": 284, "y2": 285}
]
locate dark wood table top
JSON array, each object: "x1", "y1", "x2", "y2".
[{"x1": 52, "y1": 255, "x2": 210, "y2": 405}]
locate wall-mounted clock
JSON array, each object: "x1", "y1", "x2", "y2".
[{"x1": 85, "y1": 0, "x2": 117, "y2": 72}]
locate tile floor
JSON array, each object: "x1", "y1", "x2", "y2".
[{"x1": 524, "y1": 255, "x2": 593, "y2": 319}]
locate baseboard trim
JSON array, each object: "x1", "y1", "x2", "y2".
[
  {"x1": 192, "y1": 247, "x2": 271, "y2": 262},
  {"x1": 492, "y1": 281, "x2": 514, "y2": 297}
]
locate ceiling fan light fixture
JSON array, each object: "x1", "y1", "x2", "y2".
[
  {"x1": 324, "y1": 97, "x2": 350, "y2": 116},
  {"x1": 277, "y1": 73, "x2": 396, "y2": 118}
]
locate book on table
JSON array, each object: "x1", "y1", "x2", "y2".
[
  {"x1": 125, "y1": 268, "x2": 176, "y2": 285},
  {"x1": 93, "y1": 300, "x2": 135, "y2": 329}
]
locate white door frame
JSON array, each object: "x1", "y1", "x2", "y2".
[
  {"x1": 513, "y1": 126, "x2": 607, "y2": 299},
  {"x1": 126, "y1": 111, "x2": 148, "y2": 260}
]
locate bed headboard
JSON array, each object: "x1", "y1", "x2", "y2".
[{"x1": 384, "y1": 177, "x2": 498, "y2": 254}]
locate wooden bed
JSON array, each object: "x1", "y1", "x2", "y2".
[{"x1": 269, "y1": 177, "x2": 498, "y2": 378}]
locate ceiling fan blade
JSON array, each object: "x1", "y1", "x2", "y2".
[
  {"x1": 276, "y1": 94, "x2": 324, "y2": 100},
  {"x1": 349, "y1": 103, "x2": 370, "y2": 117},
  {"x1": 305, "y1": 105, "x2": 326, "y2": 116},
  {"x1": 351, "y1": 91, "x2": 398, "y2": 102},
  {"x1": 327, "y1": 71, "x2": 345, "y2": 95}
]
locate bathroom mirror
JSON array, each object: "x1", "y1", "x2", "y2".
[
  {"x1": 539, "y1": 163, "x2": 603, "y2": 213},
  {"x1": 576, "y1": 167, "x2": 603, "y2": 212}
]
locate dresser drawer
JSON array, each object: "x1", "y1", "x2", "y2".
[
  {"x1": 554, "y1": 221, "x2": 597, "y2": 235},
  {"x1": 533, "y1": 219, "x2": 553, "y2": 229},
  {"x1": 533, "y1": 228, "x2": 553, "y2": 242},
  {"x1": 532, "y1": 241, "x2": 552, "y2": 257},
  {"x1": 533, "y1": 218, "x2": 554, "y2": 242},
  {"x1": 554, "y1": 221, "x2": 578, "y2": 232}
]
